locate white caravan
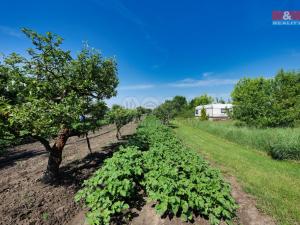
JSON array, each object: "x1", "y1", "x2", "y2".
[{"x1": 195, "y1": 103, "x2": 233, "y2": 119}]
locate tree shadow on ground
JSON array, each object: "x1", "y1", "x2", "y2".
[
  {"x1": 0, "y1": 148, "x2": 47, "y2": 170},
  {"x1": 58, "y1": 134, "x2": 133, "y2": 189}
]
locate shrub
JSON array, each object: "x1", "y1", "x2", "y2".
[
  {"x1": 231, "y1": 70, "x2": 300, "y2": 128},
  {"x1": 200, "y1": 107, "x2": 208, "y2": 121}
]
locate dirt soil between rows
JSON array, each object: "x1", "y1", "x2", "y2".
[
  {"x1": 0, "y1": 122, "x2": 276, "y2": 225},
  {"x1": 0, "y1": 123, "x2": 136, "y2": 225}
]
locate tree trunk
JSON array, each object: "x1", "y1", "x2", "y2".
[
  {"x1": 42, "y1": 128, "x2": 70, "y2": 183},
  {"x1": 86, "y1": 133, "x2": 92, "y2": 153}
]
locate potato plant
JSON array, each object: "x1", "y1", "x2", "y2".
[
  {"x1": 75, "y1": 146, "x2": 144, "y2": 224},
  {"x1": 76, "y1": 116, "x2": 237, "y2": 225}
]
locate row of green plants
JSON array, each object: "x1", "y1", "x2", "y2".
[
  {"x1": 184, "y1": 119, "x2": 300, "y2": 160},
  {"x1": 75, "y1": 116, "x2": 237, "y2": 225}
]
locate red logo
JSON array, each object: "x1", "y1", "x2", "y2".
[{"x1": 272, "y1": 11, "x2": 300, "y2": 20}]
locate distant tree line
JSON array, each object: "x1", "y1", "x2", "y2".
[
  {"x1": 153, "y1": 94, "x2": 216, "y2": 123},
  {"x1": 154, "y1": 70, "x2": 300, "y2": 128}
]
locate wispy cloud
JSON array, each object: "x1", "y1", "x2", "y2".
[
  {"x1": 0, "y1": 26, "x2": 22, "y2": 38},
  {"x1": 119, "y1": 84, "x2": 156, "y2": 90},
  {"x1": 168, "y1": 78, "x2": 238, "y2": 88},
  {"x1": 202, "y1": 72, "x2": 213, "y2": 77},
  {"x1": 118, "y1": 77, "x2": 238, "y2": 90}
]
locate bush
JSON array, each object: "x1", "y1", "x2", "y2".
[
  {"x1": 76, "y1": 116, "x2": 237, "y2": 225},
  {"x1": 200, "y1": 107, "x2": 208, "y2": 121},
  {"x1": 231, "y1": 70, "x2": 300, "y2": 128}
]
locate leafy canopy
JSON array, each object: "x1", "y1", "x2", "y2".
[
  {"x1": 153, "y1": 96, "x2": 188, "y2": 123},
  {"x1": 231, "y1": 70, "x2": 300, "y2": 127},
  {"x1": 0, "y1": 28, "x2": 118, "y2": 141},
  {"x1": 190, "y1": 94, "x2": 213, "y2": 108}
]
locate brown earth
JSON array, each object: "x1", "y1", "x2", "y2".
[
  {"x1": 128, "y1": 175, "x2": 276, "y2": 225},
  {"x1": 0, "y1": 123, "x2": 137, "y2": 225},
  {"x1": 0, "y1": 122, "x2": 276, "y2": 225},
  {"x1": 228, "y1": 176, "x2": 276, "y2": 225}
]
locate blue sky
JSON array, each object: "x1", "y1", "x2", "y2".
[{"x1": 1, "y1": 0, "x2": 300, "y2": 108}]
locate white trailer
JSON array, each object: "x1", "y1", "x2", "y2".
[{"x1": 195, "y1": 103, "x2": 233, "y2": 119}]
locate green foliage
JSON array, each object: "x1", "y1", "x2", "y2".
[
  {"x1": 153, "y1": 100, "x2": 175, "y2": 124},
  {"x1": 106, "y1": 105, "x2": 135, "y2": 138},
  {"x1": 0, "y1": 28, "x2": 118, "y2": 149},
  {"x1": 200, "y1": 107, "x2": 208, "y2": 121},
  {"x1": 153, "y1": 96, "x2": 188, "y2": 124},
  {"x1": 76, "y1": 116, "x2": 237, "y2": 225},
  {"x1": 190, "y1": 94, "x2": 214, "y2": 109},
  {"x1": 135, "y1": 106, "x2": 150, "y2": 121},
  {"x1": 185, "y1": 119, "x2": 300, "y2": 160},
  {"x1": 171, "y1": 95, "x2": 188, "y2": 112},
  {"x1": 215, "y1": 97, "x2": 226, "y2": 104},
  {"x1": 176, "y1": 107, "x2": 195, "y2": 118},
  {"x1": 231, "y1": 70, "x2": 300, "y2": 127},
  {"x1": 75, "y1": 146, "x2": 143, "y2": 225}
]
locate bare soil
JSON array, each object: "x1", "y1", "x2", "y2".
[
  {"x1": 228, "y1": 176, "x2": 276, "y2": 225},
  {"x1": 128, "y1": 175, "x2": 277, "y2": 225},
  {"x1": 0, "y1": 123, "x2": 137, "y2": 225},
  {"x1": 0, "y1": 122, "x2": 276, "y2": 225}
]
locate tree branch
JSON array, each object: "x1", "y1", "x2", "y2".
[{"x1": 31, "y1": 135, "x2": 52, "y2": 152}]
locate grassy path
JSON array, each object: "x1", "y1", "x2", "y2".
[{"x1": 174, "y1": 120, "x2": 300, "y2": 225}]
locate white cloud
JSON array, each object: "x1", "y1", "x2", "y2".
[
  {"x1": 118, "y1": 84, "x2": 155, "y2": 90},
  {"x1": 117, "y1": 77, "x2": 238, "y2": 91},
  {"x1": 0, "y1": 26, "x2": 22, "y2": 38},
  {"x1": 168, "y1": 78, "x2": 238, "y2": 88},
  {"x1": 202, "y1": 72, "x2": 213, "y2": 77}
]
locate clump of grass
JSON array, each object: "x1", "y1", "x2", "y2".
[{"x1": 184, "y1": 119, "x2": 300, "y2": 160}]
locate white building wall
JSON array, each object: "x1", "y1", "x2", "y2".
[{"x1": 195, "y1": 104, "x2": 232, "y2": 118}]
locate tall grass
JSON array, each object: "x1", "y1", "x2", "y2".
[{"x1": 182, "y1": 119, "x2": 300, "y2": 160}]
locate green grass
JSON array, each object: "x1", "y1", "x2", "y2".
[
  {"x1": 182, "y1": 119, "x2": 300, "y2": 160},
  {"x1": 174, "y1": 119, "x2": 300, "y2": 225}
]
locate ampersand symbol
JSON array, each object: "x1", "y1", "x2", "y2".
[{"x1": 283, "y1": 11, "x2": 292, "y2": 20}]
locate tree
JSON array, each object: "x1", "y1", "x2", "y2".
[
  {"x1": 135, "y1": 106, "x2": 148, "y2": 121},
  {"x1": 215, "y1": 97, "x2": 226, "y2": 104},
  {"x1": 171, "y1": 96, "x2": 187, "y2": 113},
  {"x1": 272, "y1": 70, "x2": 300, "y2": 127},
  {"x1": 231, "y1": 70, "x2": 300, "y2": 127},
  {"x1": 0, "y1": 29, "x2": 118, "y2": 182},
  {"x1": 153, "y1": 100, "x2": 176, "y2": 124},
  {"x1": 231, "y1": 77, "x2": 274, "y2": 127},
  {"x1": 189, "y1": 94, "x2": 213, "y2": 108},
  {"x1": 200, "y1": 107, "x2": 208, "y2": 121},
  {"x1": 107, "y1": 105, "x2": 135, "y2": 139}
]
